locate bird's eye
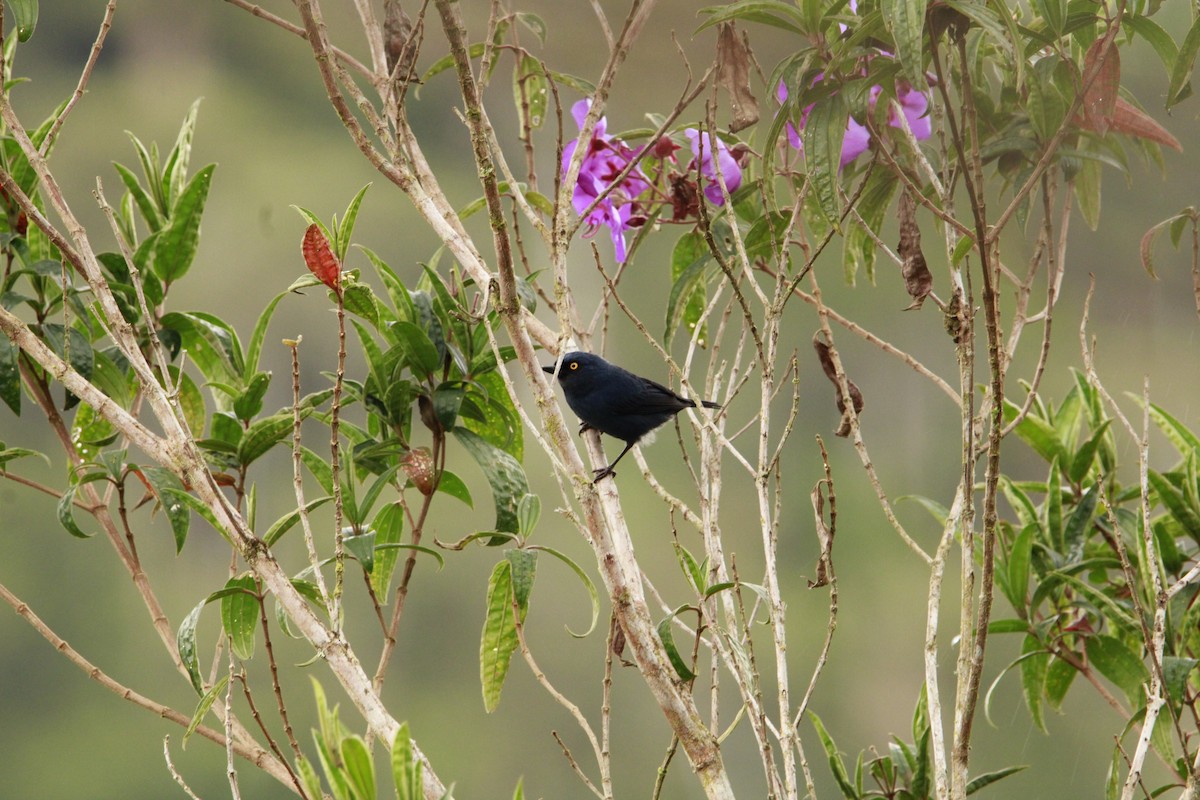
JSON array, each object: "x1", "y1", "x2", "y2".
[{"x1": 569, "y1": 362, "x2": 579, "y2": 370}]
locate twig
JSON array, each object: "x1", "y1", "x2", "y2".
[
  {"x1": 163, "y1": 736, "x2": 205, "y2": 800},
  {"x1": 0, "y1": 580, "x2": 294, "y2": 788},
  {"x1": 41, "y1": 1, "x2": 116, "y2": 155}
]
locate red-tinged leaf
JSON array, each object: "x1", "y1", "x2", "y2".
[
  {"x1": 302, "y1": 223, "x2": 341, "y2": 290},
  {"x1": 1106, "y1": 97, "x2": 1182, "y2": 152},
  {"x1": 1081, "y1": 38, "x2": 1119, "y2": 135}
]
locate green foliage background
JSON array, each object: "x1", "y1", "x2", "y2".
[{"x1": 2, "y1": 1, "x2": 1200, "y2": 798}]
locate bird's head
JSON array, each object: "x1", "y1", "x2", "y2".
[{"x1": 542, "y1": 351, "x2": 604, "y2": 390}]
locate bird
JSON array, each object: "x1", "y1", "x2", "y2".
[{"x1": 542, "y1": 352, "x2": 721, "y2": 482}]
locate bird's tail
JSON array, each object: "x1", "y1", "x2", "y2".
[{"x1": 699, "y1": 400, "x2": 721, "y2": 410}]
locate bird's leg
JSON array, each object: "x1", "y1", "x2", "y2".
[
  {"x1": 578, "y1": 421, "x2": 594, "y2": 436},
  {"x1": 592, "y1": 440, "x2": 636, "y2": 483}
]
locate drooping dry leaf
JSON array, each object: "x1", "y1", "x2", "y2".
[
  {"x1": 302, "y1": 223, "x2": 341, "y2": 291},
  {"x1": 717, "y1": 22, "x2": 759, "y2": 133},
  {"x1": 384, "y1": 0, "x2": 415, "y2": 78},
  {"x1": 897, "y1": 189, "x2": 933, "y2": 309},
  {"x1": 813, "y1": 333, "x2": 864, "y2": 438},
  {"x1": 809, "y1": 479, "x2": 834, "y2": 589}
]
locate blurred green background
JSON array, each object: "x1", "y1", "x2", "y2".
[{"x1": 2, "y1": 1, "x2": 1199, "y2": 798}]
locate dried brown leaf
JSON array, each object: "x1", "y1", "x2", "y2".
[
  {"x1": 813, "y1": 333, "x2": 864, "y2": 438},
  {"x1": 717, "y1": 22, "x2": 759, "y2": 133},
  {"x1": 897, "y1": 190, "x2": 932, "y2": 309}
]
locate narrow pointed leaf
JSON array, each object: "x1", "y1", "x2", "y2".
[
  {"x1": 183, "y1": 674, "x2": 229, "y2": 748},
  {"x1": 153, "y1": 164, "x2": 215, "y2": 282}
]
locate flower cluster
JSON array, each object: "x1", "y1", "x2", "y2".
[
  {"x1": 777, "y1": 76, "x2": 931, "y2": 168},
  {"x1": 562, "y1": 99, "x2": 743, "y2": 263}
]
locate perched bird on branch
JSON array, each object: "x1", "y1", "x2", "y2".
[{"x1": 543, "y1": 352, "x2": 720, "y2": 482}]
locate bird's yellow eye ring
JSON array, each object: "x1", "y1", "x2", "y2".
[{"x1": 569, "y1": 362, "x2": 579, "y2": 370}]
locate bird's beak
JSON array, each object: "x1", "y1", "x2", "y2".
[{"x1": 541, "y1": 365, "x2": 556, "y2": 375}]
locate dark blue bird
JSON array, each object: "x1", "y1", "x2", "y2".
[{"x1": 542, "y1": 352, "x2": 720, "y2": 482}]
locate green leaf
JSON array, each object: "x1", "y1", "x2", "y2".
[
  {"x1": 302, "y1": 446, "x2": 336, "y2": 495},
  {"x1": 1062, "y1": 481, "x2": 1099, "y2": 561},
  {"x1": 527, "y1": 544, "x2": 599, "y2": 638},
  {"x1": 666, "y1": 231, "x2": 710, "y2": 347},
  {"x1": 1004, "y1": 399, "x2": 1068, "y2": 466},
  {"x1": 481, "y1": 559, "x2": 523, "y2": 712},
  {"x1": 1019, "y1": 635, "x2": 1049, "y2": 733},
  {"x1": 177, "y1": 597, "x2": 207, "y2": 694},
  {"x1": 513, "y1": 54, "x2": 548, "y2": 137},
  {"x1": 113, "y1": 161, "x2": 163, "y2": 232},
  {"x1": 1069, "y1": 419, "x2": 1111, "y2": 484},
  {"x1": 335, "y1": 183, "x2": 371, "y2": 261},
  {"x1": 392, "y1": 723, "x2": 423, "y2": 800},
  {"x1": 0, "y1": 337, "x2": 20, "y2": 415},
  {"x1": 1147, "y1": 403, "x2": 1200, "y2": 463},
  {"x1": 221, "y1": 574, "x2": 260, "y2": 661},
  {"x1": 462, "y1": 371, "x2": 522, "y2": 462},
  {"x1": 1085, "y1": 635, "x2": 1149, "y2": 704},
  {"x1": 368, "y1": 502, "x2": 405, "y2": 599},
  {"x1": 263, "y1": 496, "x2": 333, "y2": 546},
  {"x1": 881, "y1": 0, "x2": 928, "y2": 89},
  {"x1": 517, "y1": 493, "x2": 540, "y2": 537},
  {"x1": 435, "y1": 468, "x2": 473, "y2": 507},
  {"x1": 162, "y1": 99, "x2": 202, "y2": 208},
  {"x1": 10, "y1": 0, "x2": 37, "y2": 41},
  {"x1": 1149, "y1": 470, "x2": 1200, "y2": 543},
  {"x1": 138, "y1": 466, "x2": 191, "y2": 553},
  {"x1": 1168, "y1": 14, "x2": 1200, "y2": 108},
  {"x1": 1004, "y1": 523, "x2": 1035, "y2": 614},
  {"x1": 56, "y1": 484, "x2": 93, "y2": 539},
  {"x1": 810, "y1": 712, "x2": 858, "y2": 798},
  {"x1": 340, "y1": 735, "x2": 375, "y2": 800},
  {"x1": 345, "y1": 530, "x2": 377, "y2": 573},
  {"x1": 342, "y1": 281, "x2": 383, "y2": 330},
  {"x1": 392, "y1": 320, "x2": 441, "y2": 377},
  {"x1": 162, "y1": 487, "x2": 232, "y2": 545},
  {"x1": 238, "y1": 412, "x2": 296, "y2": 466},
  {"x1": 182, "y1": 673, "x2": 229, "y2": 749},
  {"x1": 1162, "y1": 656, "x2": 1197, "y2": 706},
  {"x1": 160, "y1": 311, "x2": 243, "y2": 387},
  {"x1": 0, "y1": 444, "x2": 49, "y2": 468},
  {"x1": 965, "y1": 765, "x2": 1028, "y2": 795},
  {"x1": 1044, "y1": 655, "x2": 1076, "y2": 711},
  {"x1": 803, "y1": 91, "x2": 849, "y2": 230},
  {"x1": 233, "y1": 372, "x2": 272, "y2": 422},
  {"x1": 656, "y1": 607, "x2": 697, "y2": 682},
  {"x1": 153, "y1": 163, "x2": 215, "y2": 282},
  {"x1": 454, "y1": 428, "x2": 529, "y2": 539},
  {"x1": 245, "y1": 290, "x2": 288, "y2": 378},
  {"x1": 695, "y1": 1, "x2": 808, "y2": 35}
]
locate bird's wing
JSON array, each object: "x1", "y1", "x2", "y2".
[{"x1": 611, "y1": 376, "x2": 691, "y2": 416}]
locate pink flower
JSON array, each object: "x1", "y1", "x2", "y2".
[
  {"x1": 562, "y1": 99, "x2": 650, "y2": 262},
  {"x1": 683, "y1": 129, "x2": 742, "y2": 204},
  {"x1": 776, "y1": 74, "x2": 931, "y2": 168}
]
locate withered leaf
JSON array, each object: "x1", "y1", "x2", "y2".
[
  {"x1": 813, "y1": 333, "x2": 864, "y2": 438},
  {"x1": 384, "y1": 0, "x2": 416, "y2": 79},
  {"x1": 808, "y1": 479, "x2": 834, "y2": 589},
  {"x1": 897, "y1": 189, "x2": 932, "y2": 310},
  {"x1": 717, "y1": 22, "x2": 759, "y2": 133}
]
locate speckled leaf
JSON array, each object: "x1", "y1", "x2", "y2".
[
  {"x1": 0, "y1": 338, "x2": 21, "y2": 415},
  {"x1": 369, "y1": 502, "x2": 405, "y2": 599},
  {"x1": 881, "y1": 0, "x2": 928, "y2": 89},
  {"x1": 138, "y1": 466, "x2": 190, "y2": 553},
  {"x1": 177, "y1": 597, "x2": 207, "y2": 694},
  {"x1": 803, "y1": 92, "x2": 848, "y2": 230},
  {"x1": 237, "y1": 413, "x2": 296, "y2": 466},
  {"x1": 480, "y1": 559, "x2": 517, "y2": 712},
  {"x1": 220, "y1": 574, "x2": 260, "y2": 661},
  {"x1": 183, "y1": 674, "x2": 228, "y2": 748},
  {"x1": 154, "y1": 164, "x2": 215, "y2": 282},
  {"x1": 454, "y1": 428, "x2": 528, "y2": 539}
]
